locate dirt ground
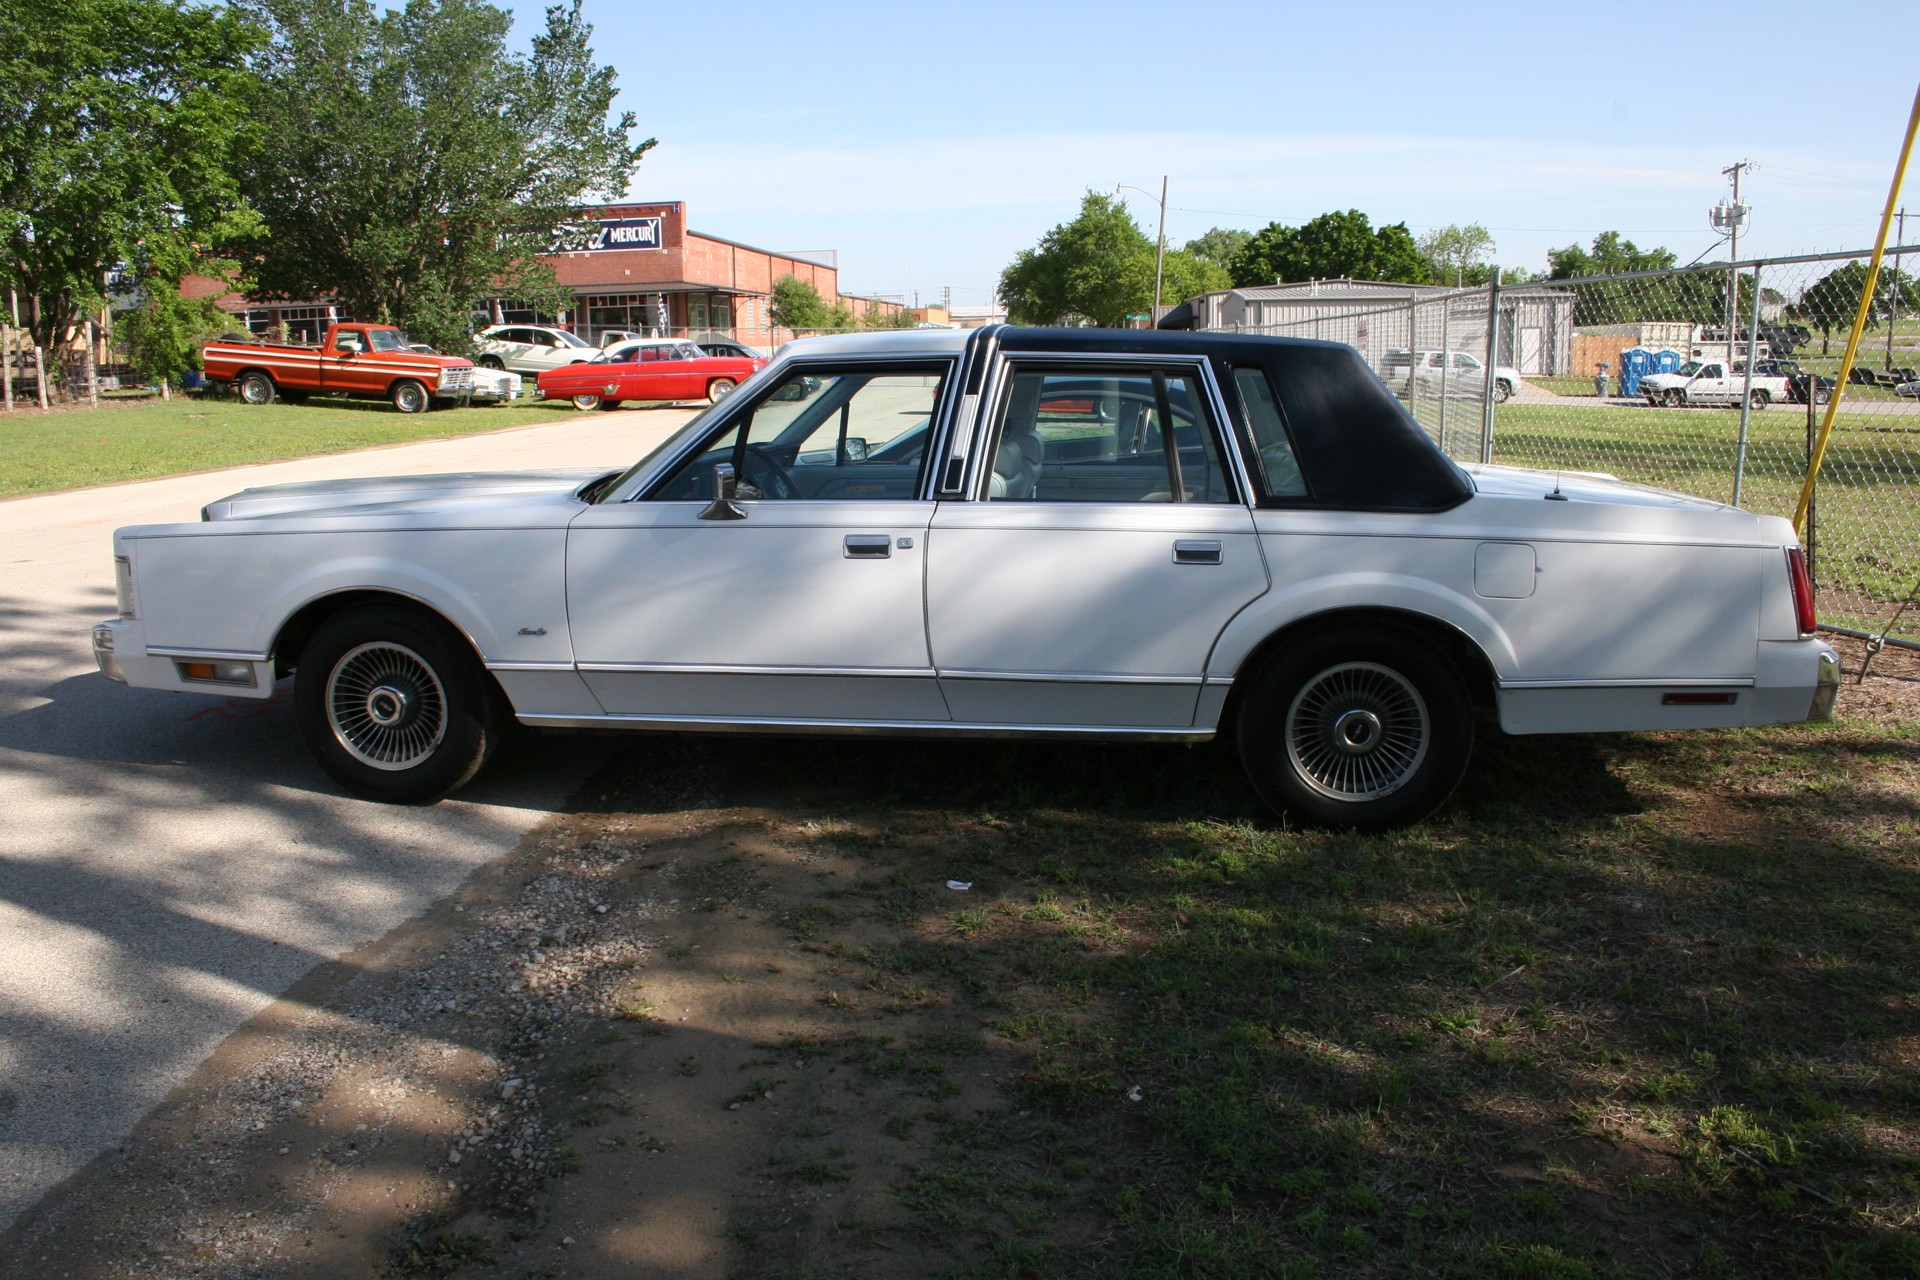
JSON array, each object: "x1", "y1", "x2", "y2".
[{"x1": 2, "y1": 637, "x2": 1915, "y2": 1280}]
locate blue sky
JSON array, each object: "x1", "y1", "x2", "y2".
[{"x1": 508, "y1": 0, "x2": 1914, "y2": 308}]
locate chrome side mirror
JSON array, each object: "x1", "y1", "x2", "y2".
[{"x1": 698, "y1": 462, "x2": 747, "y2": 521}]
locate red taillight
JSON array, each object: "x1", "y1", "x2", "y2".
[{"x1": 1786, "y1": 547, "x2": 1817, "y2": 636}]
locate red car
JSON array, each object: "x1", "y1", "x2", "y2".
[{"x1": 535, "y1": 338, "x2": 765, "y2": 410}]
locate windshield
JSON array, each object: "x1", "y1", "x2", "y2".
[
  {"x1": 366, "y1": 329, "x2": 411, "y2": 353},
  {"x1": 1675, "y1": 361, "x2": 1704, "y2": 377}
]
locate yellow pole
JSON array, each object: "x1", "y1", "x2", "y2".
[{"x1": 1793, "y1": 80, "x2": 1920, "y2": 533}]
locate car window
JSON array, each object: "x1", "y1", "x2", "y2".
[
  {"x1": 1232, "y1": 366, "x2": 1308, "y2": 499},
  {"x1": 649, "y1": 365, "x2": 949, "y2": 503},
  {"x1": 985, "y1": 368, "x2": 1233, "y2": 504}
]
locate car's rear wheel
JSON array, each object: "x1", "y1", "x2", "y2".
[
  {"x1": 571, "y1": 393, "x2": 602, "y2": 411},
  {"x1": 478, "y1": 355, "x2": 504, "y2": 370},
  {"x1": 707, "y1": 377, "x2": 737, "y2": 403},
  {"x1": 1815, "y1": 386, "x2": 1832, "y2": 405},
  {"x1": 238, "y1": 371, "x2": 275, "y2": 405},
  {"x1": 598, "y1": 399, "x2": 622, "y2": 411},
  {"x1": 1236, "y1": 626, "x2": 1472, "y2": 830},
  {"x1": 294, "y1": 604, "x2": 507, "y2": 803},
  {"x1": 1492, "y1": 379, "x2": 1512, "y2": 404},
  {"x1": 391, "y1": 379, "x2": 429, "y2": 414},
  {"x1": 1663, "y1": 389, "x2": 1684, "y2": 407},
  {"x1": 1748, "y1": 389, "x2": 1771, "y2": 410}
]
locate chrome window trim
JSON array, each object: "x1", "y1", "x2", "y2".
[
  {"x1": 966, "y1": 350, "x2": 1255, "y2": 505},
  {"x1": 514, "y1": 712, "x2": 1213, "y2": 742},
  {"x1": 611, "y1": 353, "x2": 962, "y2": 505}
]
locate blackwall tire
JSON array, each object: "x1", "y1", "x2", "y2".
[
  {"x1": 294, "y1": 604, "x2": 506, "y2": 803},
  {"x1": 1492, "y1": 380, "x2": 1512, "y2": 404},
  {"x1": 238, "y1": 371, "x2": 275, "y2": 405},
  {"x1": 1236, "y1": 627, "x2": 1472, "y2": 830},
  {"x1": 478, "y1": 355, "x2": 505, "y2": 370},
  {"x1": 1749, "y1": 390, "x2": 1770, "y2": 410},
  {"x1": 1663, "y1": 389, "x2": 1684, "y2": 408},
  {"x1": 391, "y1": 380, "x2": 429, "y2": 414}
]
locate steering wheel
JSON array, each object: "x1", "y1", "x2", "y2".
[{"x1": 739, "y1": 443, "x2": 798, "y2": 500}]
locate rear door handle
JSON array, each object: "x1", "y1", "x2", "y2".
[
  {"x1": 843, "y1": 534, "x2": 892, "y2": 559},
  {"x1": 1173, "y1": 539, "x2": 1222, "y2": 565}
]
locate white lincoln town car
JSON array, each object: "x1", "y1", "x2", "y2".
[{"x1": 93, "y1": 326, "x2": 1839, "y2": 829}]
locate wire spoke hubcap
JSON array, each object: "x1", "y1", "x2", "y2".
[
  {"x1": 326, "y1": 641, "x2": 447, "y2": 771},
  {"x1": 1285, "y1": 662, "x2": 1429, "y2": 801}
]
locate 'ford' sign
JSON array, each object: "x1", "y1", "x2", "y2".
[{"x1": 548, "y1": 216, "x2": 664, "y2": 254}]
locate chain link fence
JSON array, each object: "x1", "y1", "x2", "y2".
[{"x1": 1204, "y1": 250, "x2": 1920, "y2": 645}]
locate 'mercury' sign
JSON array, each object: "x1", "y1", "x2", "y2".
[{"x1": 548, "y1": 217, "x2": 664, "y2": 254}]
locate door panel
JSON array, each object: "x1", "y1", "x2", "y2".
[
  {"x1": 566, "y1": 500, "x2": 941, "y2": 721},
  {"x1": 927, "y1": 503, "x2": 1268, "y2": 726}
]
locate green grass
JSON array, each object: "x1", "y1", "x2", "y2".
[
  {"x1": 0, "y1": 393, "x2": 573, "y2": 497},
  {"x1": 594, "y1": 711, "x2": 1920, "y2": 1279}
]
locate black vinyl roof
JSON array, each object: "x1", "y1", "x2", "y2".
[{"x1": 988, "y1": 327, "x2": 1474, "y2": 512}]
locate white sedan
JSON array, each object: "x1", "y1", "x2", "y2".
[
  {"x1": 471, "y1": 324, "x2": 598, "y2": 375},
  {"x1": 92, "y1": 327, "x2": 1838, "y2": 829}
]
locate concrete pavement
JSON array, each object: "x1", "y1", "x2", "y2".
[{"x1": 0, "y1": 403, "x2": 697, "y2": 1230}]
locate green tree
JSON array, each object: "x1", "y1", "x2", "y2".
[
  {"x1": 998, "y1": 193, "x2": 1155, "y2": 327},
  {"x1": 1544, "y1": 232, "x2": 1716, "y2": 326},
  {"x1": 1157, "y1": 249, "x2": 1233, "y2": 307},
  {"x1": 1418, "y1": 223, "x2": 1496, "y2": 286},
  {"x1": 236, "y1": 0, "x2": 652, "y2": 353},
  {"x1": 1230, "y1": 210, "x2": 1427, "y2": 287},
  {"x1": 1546, "y1": 231, "x2": 1676, "y2": 280},
  {"x1": 1791, "y1": 263, "x2": 1906, "y2": 355},
  {"x1": 117, "y1": 215, "x2": 258, "y2": 385},
  {"x1": 1183, "y1": 227, "x2": 1252, "y2": 270},
  {"x1": 770, "y1": 275, "x2": 830, "y2": 331},
  {"x1": 0, "y1": 0, "x2": 260, "y2": 354}
]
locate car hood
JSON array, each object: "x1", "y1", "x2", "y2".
[{"x1": 199, "y1": 469, "x2": 614, "y2": 521}]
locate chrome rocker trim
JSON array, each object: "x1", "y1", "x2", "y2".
[{"x1": 514, "y1": 712, "x2": 1213, "y2": 742}]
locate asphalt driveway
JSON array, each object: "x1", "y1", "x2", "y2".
[{"x1": 0, "y1": 405, "x2": 696, "y2": 1231}]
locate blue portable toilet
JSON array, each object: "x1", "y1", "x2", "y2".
[
  {"x1": 1617, "y1": 347, "x2": 1654, "y2": 398},
  {"x1": 1653, "y1": 349, "x2": 1683, "y2": 374}
]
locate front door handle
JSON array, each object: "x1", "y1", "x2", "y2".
[
  {"x1": 1173, "y1": 539, "x2": 1222, "y2": 565},
  {"x1": 843, "y1": 534, "x2": 892, "y2": 559}
]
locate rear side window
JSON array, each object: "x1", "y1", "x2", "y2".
[
  {"x1": 986, "y1": 367, "x2": 1234, "y2": 503},
  {"x1": 1232, "y1": 367, "x2": 1308, "y2": 498}
]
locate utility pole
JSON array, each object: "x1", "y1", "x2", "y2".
[
  {"x1": 1890, "y1": 207, "x2": 1908, "y2": 372},
  {"x1": 1712, "y1": 160, "x2": 1752, "y2": 352},
  {"x1": 1152, "y1": 175, "x2": 1167, "y2": 316}
]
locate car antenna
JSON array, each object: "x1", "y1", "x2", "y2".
[{"x1": 1546, "y1": 471, "x2": 1568, "y2": 501}]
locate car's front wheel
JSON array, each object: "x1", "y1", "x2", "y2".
[
  {"x1": 1492, "y1": 379, "x2": 1512, "y2": 404},
  {"x1": 294, "y1": 604, "x2": 508, "y2": 803},
  {"x1": 1236, "y1": 626, "x2": 1472, "y2": 830},
  {"x1": 478, "y1": 355, "x2": 505, "y2": 370},
  {"x1": 707, "y1": 377, "x2": 737, "y2": 403},
  {"x1": 391, "y1": 379, "x2": 429, "y2": 413},
  {"x1": 1663, "y1": 389, "x2": 1684, "y2": 407}
]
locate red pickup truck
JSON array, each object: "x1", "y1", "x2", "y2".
[{"x1": 201, "y1": 324, "x2": 478, "y2": 414}]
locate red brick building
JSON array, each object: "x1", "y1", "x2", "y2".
[{"x1": 191, "y1": 201, "x2": 900, "y2": 347}]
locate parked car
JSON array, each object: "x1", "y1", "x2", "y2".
[
  {"x1": 1896, "y1": 379, "x2": 1920, "y2": 400},
  {"x1": 92, "y1": 327, "x2": 1837, "y2": 830},
  {"x1": 1380, "y1": 348, "x2": 1524, "y2": 403},
  {"x1": 534, "y1": 338, "x2": 766, "y2": 409},
  {"x1": 472, "y1": 324, "x2": 598, "y2": 375},
  {"x1": 692, "y1": 338, "x2": 767, "y2": 362},
  {"x1": 1754, "y1": 358, "x2": 1835, "y2": 406},
  {"x1": 1640, "y1": 358, "x2": 1792, "y2": 409},
  {"x1": 412, "y1": 343, "x2": 523, "y2": 403},
  {"x1": 201, "y1": 323, "x2": 475, "y2": 413}
]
